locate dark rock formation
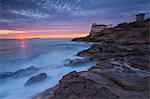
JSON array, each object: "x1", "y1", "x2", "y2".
[
  {"x1": 14, "y1": 66, "x2": 39, "y2": 77},
  {"x1": 34, "y1": 71, "x2": 120, "y2": 99},
  {"x1": 34, "y1": 15, "x2": 150, "y2": 99},
  {"x1": 0, "y1": 66, "x2": 39, "y2": 80},
  {"x1": 25, "y1": 73, "x2": 47, "y2": 86},
  {"x1": 34, "y1": 67, "x2": 149, "y2": 99},
  {"x1": 65, "y1": 58, "x2": 92, "y2": 66},
  {"x1": 0, "y1": 72, "x2": 14, "y2": 79},
  {"x1": 72, "y1": 36, "x2": 90, "y2": 42},
  {"x1": 77, "y1": 41, "x2": 150, "y2": 71}
]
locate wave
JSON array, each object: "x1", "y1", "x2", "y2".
[{"x1": 0, "y1": 39, "x2": 95, "y2": 99}]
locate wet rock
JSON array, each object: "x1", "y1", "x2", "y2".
[
  {"x1": 76, "y1": 49, "x2": 92, "y2": 57},
  {"x1": 72, "y1": 36, "x2": 90, "y2": 42},
  {"x1": 0, "y1": 72, "x2": 13, "y2": 79},
  {"x1": 66, "y1": 59, "x2": 92, "y2": 66},
  {"x1": 14, "y1": 66, "x2": 39, "y2": 77},
  {"x1": 0, "y1": 66, "x2": 39, "y2": 79},
  {"x1": 25, "y1": 73, "x2": 47, "y2": 86},
  {"x1": 60, "y1": 71, "x2": 80, "y2": 81},
  {"x1": 88, "y1": 62, "x2": 113, "y2": 72}
]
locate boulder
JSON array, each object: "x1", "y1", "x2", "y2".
[{"x1": 25, "y1": 73, "x2": 47, "y2": 86}]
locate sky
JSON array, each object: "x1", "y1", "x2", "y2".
[{"x1": 0, "y1": 0, "x2": 149, "y2": 39}]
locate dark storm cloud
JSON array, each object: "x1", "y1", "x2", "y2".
[{"x1": 0, "y1": 0, "x2": 149, "y2": 29}]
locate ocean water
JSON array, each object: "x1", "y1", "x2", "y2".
[{"x1": 0, "y1": 38, "x2": 95, "y2": 99}]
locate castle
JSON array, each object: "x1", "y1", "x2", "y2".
[{"x1": 90, "y1": 23, "x2": 107, "y2": 37}]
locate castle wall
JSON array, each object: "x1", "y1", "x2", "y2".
[{"x1": 90, "y1": 26, "x2": 106, "y2": 37}]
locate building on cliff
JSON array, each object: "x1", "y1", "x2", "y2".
[
  {"x1": 116, "y1": 13, "x2": 149, "y2": 28},
  {"x1": 90, "y1": 23, "x2": 107, "y2": 37},
  {"x1": 136, "y1": 13, "x2": 145, "y2": 27},
  {"x1": 136, "y1": 13, "x2": 145, "y2": 22}
]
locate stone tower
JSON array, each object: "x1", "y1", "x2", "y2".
[
  {"x1": 136, "y1": 13, "x2": 145, "y2": 22},
  {"x1": 136, "y1": 13, "x2": 145, "y2": 27}
]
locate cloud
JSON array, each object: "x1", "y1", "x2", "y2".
[
  {"x1": 0, "y1": 0, "x2": 149, "y2": 30},
  {"x1": 10, "y1": 10, "x2": 50, "y2": 18},
  {"x1": 0, "y1": 30, "x2": 25, "y2": 34}
]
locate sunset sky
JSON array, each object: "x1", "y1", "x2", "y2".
[{"x1": 0, "y1": 0, "x2": 149, "y2": 39}]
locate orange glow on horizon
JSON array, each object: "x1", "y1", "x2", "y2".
[
  {"x1": 20, "y1": 36, "x2": 25, "y2": 39},
  {"x1": 0, "y1": 33, "x2": 88, "y2": 39},
  {"x1": 25, "y1": 33, "x2": 88, "y2": 38},
  {"x1": 0, "y1": 29, "x2": 89, "y2": 39},
  {"x1": 17, "y1": 34, "x2": 26, "y2": 39}
]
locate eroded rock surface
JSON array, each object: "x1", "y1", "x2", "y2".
[
  {"x1": 25, "y1": 73, "x2": 47, "y2": 86},
  {"x1": 34, "y1": 71, "x2": 120, "y2": 99}
]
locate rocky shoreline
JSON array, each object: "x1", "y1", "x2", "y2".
[{"x1": 33, "y1": 18, "x2": 150, "y2": 99}]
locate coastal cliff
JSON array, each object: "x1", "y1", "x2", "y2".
[{"x1": 34, "y1": 16, "x2": 150, "y2": 99}]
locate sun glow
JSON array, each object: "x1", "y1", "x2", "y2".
[
  {"x1": 20, "y1": 36, "x2": 25, "y2": 39},
  {"x1": 17, "y1": 34, "x2": 26, "y2": 39},
  {"x1": 0, "y1": 29, "x2": 88, "y2": 39}
]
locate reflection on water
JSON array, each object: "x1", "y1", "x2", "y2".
[
  {"x1": 0, "y1": 38, "x2": 91, "y2": 72},
  {"x1": 20, "y1": 39, "x2": 26, "y2": 49},
  {"x1": 20, "y1": 39, "x2": 28, "y2": 58}
]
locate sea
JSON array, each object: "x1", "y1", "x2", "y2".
[{"x1": 0, "y1": 38, "x2": 95, "y2": 99}]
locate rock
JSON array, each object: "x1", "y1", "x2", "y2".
[
  {"x1": 66, "y1": 59, "x2": 92, "y2": 66},
  {"x1": 0, "y1": 72, "x2": 13, "y2": 79},
  {"x1": 34, "y1": 71, "x2": 120, "y2": 99},
  {"x1": 88, "y1": 62, "x2": 114, "y2": 72},
  {"x1": 106, "y1": 62, "x2": 149, "y2": 91},
  {"x1": 52, "y1": 71, "x2": 119, "y2": 99},
  {"x1": 14, "y1": 66, "x2": 39, "y2": 77},
  {"x1": 34, "y1": 69, "x2": 149, "y2": 99},
  {"x1": 76, "y1": 49, "x2": 92, "y2": 57},
  {"x1": 96, "y1": 86, "x2": 120, "y2": 99},
  {"x1": 126, "y1": 54, "x2": 150, "y2": 71},
  {"x1": 25, "y1": 73, "x2": 47, "y2": 86},
  {"x1": 89, "y1": 59, "x2": 150, "y2": 91},
  {"x1": 105, "y1": 71, "x2": 149, "y2": 91},
  {"x1": 72, "y1": 36, "x2": 90, "y2": 42},
  {"x1": 60, "y1": 71, "x2": 80, "y2": 82},
  {"x1": 0, "y1": 66, "x2": 39, "y2": 80},
  {"x1": 35, "y1": 23, "x2": 150, "y2": 99}
]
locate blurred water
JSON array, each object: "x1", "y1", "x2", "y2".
[{"x1": 0, "y1": 38, "x2": 95, "y2": 99}]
